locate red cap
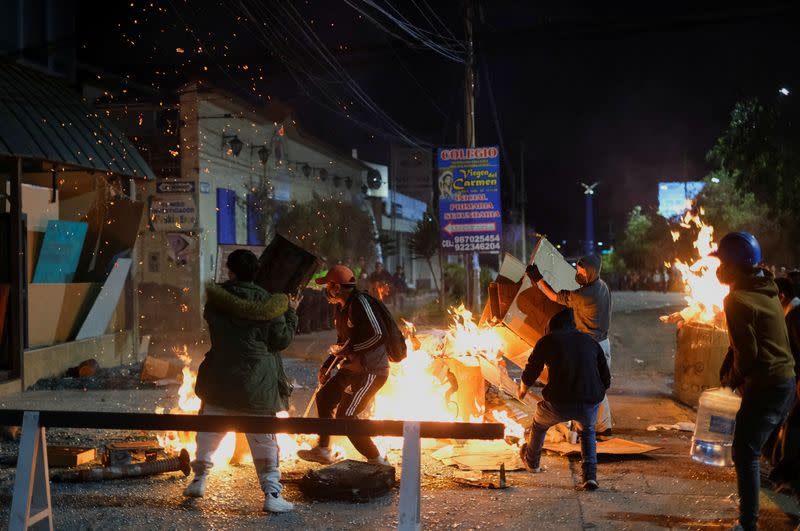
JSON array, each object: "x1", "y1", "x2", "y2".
[{"x1": 315, "y1": 265, "x2": 356, "y2": 285}]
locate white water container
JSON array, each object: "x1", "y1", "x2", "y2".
[{"x1": 691, "y1": 387, "x2": 742, "y2": 466}]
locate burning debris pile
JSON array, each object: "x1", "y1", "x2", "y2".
[
  {"x1": 151, "y1": 238, "x2": 583, "y2": 471},
  {"x1": 662, "y1": 210, "x2": 729, "y2": 327},
  {"x1": 660, "y1": 210, "x2": 731, "y2": 406}
]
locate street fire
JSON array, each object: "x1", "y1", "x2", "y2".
[
  {"x1": 666, "y1": 210, "x2": 729, "y2": 325},
  {"x1": 368, "y1": 304, "x2": 522, "y2": 453},
  {"x1": 155, "y1": 345, "x2": 235, "y2": 467}
]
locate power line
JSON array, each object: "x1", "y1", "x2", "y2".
[{"x1": 233, "y1": 0, "x2": 431, "y2": 148}]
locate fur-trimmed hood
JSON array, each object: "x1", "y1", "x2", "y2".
[{"x1": 205, "y1": 281, "x2": 288, "y2": 322}]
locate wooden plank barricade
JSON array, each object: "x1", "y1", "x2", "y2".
[{"x1": 0, "y1": 410, "x2": 504, "y2": 531}]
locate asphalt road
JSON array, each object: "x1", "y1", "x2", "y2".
[{"x1": 0, "y1": 291, "x2": 798, "y2": 530}]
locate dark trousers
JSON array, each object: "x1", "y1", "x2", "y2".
[
  {"x1": 733, "y1": 378, "x2": 795, "y2": 530},
  {"x1": 525, "y1": 400, "x2": 600, "y2": 481},
  {"x1": 317, "y1": 369, "x2": 388, "y2": 459}
]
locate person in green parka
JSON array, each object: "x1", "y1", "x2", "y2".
[{"x1": 183, "y1": 249, "x2": 301, "y2": 514}]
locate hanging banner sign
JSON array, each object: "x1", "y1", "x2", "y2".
[{"x1": 437, "y1": 146, "x2": 502, "y2": 254}]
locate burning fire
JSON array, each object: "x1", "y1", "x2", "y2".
[
  {"x1": 667, "y1": 210, "x2": 729, "y2": 324},
  {"x1": 375, "y1": 282, "x2": 391, "y2": 301},
  {"x1": 369, "y1": 305, "x2": 521, "y2": 453},
  {"x1": 159, "y1": 306, "x2": 524, "y2": 466},
  {"x1": 156, "y1": 345, "x2": 236, "y2": 467}
]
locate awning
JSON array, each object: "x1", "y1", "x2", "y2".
[{"x1": 0, "y1": 61, "x2": 155, "y2": 179}]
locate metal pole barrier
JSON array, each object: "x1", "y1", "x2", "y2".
[{"x1": 397, "y1": 421, "x2": 421, "y2": 531}]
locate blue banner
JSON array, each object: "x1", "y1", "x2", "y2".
[{"x1": 437, "y1": 146, "x2": 502, "y2": 254}]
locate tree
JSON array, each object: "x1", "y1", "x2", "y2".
[
  {"x1": 695, "y1": 170, "x2": 784, "y2": 263},
  {"x1": 408, "y1": 208, "x2": 443, "y2": 301},
  {"x1": 708, "y1": 98, "x2": 800, "y2": 218},
  {"x1": 705, "y1": 96, "x2": 800, "y2": 264},
  {"x1": 275, "y1": 194, "x2": 376, "y2": 263},
  {"x1": 616, "y1": 206, "x2": 674, "y2": 271}
]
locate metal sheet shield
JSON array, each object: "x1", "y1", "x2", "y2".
[{"x1": 437, "y1": 146, "x2": 502, "y2": 254}]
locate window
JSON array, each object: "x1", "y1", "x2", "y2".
[{"x1": 216, "y1": 188, "x2": 236, "y2": 244}]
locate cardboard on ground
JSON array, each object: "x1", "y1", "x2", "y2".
[{"x1": 543, "y1": 438, "x2": 661, "y2": 456}]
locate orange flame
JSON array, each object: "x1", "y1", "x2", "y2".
[{"x1": 671, "y1": 210, "x2": 729, "y2": 324}]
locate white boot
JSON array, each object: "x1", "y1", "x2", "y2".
[
  {"x1": 297, "y1": 446, "x2": 337, "y2": 465},
  {"x1": 183, "y1": 475, "x2": 207, "y2": 497},
  {"x1": 367, "y1": 455, "x2": 390, "y2": 466},
  {"x1": 263, "y1": 493, "x2": 294, "y2": 513}
]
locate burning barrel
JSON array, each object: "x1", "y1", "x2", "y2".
[{"x1": 673, "y1": 321, "x2": 729, "y2": 407}]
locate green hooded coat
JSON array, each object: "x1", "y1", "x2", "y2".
[
  {"x1": 720, "y1": 271, "x2": 796, "y2": 389},
  {"x1": 195, "y1": 281, "x2": 298, "y2": 413}
]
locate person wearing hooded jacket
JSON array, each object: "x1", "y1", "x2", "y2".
[
  {"x1": 517, "y1": 308, "x2": 611, "y2": 490},
  {"x1": 714, "y1": 233, "x2": 795, "y2": 531},
  {"x1": 527, "y1": 254, "x2": 613, "y2": 434},
  {"x1": 183, "y1": 249, "x2": 302, "y2": 513}
]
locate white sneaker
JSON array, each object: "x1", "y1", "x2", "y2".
[
  {"x1": 297, "y1": 446, "x2": 337, "y2": 465},
  {"x1": 367, "y1": 455, "x2": 390, "y2": 466},
  {"x1": 263, "y1": 493, "x2": 294, "y2": 513},
  {"x1": 183, "y1": 475, "x2": 207, "y2": 497}
]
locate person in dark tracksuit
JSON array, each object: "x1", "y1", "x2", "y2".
[
  {"x1": 517, "y1": 308, "x2": 610, "y2": 491},
  {"x1": 713, "y1": 232, "x2": 795, "y2": 531},
  {"x1": 297, "y1": 265, "x2": 390, "y2": 466}
]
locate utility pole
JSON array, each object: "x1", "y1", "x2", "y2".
[
  {"x1": 581, "y1": 182, "x2": 598, "y2": 257},
  {"x1": 463, "y1": 0, "x2": 479, "y2": 311},
  {"x1": 520, "y1": 141, "x2": 527, "y2": 261}
]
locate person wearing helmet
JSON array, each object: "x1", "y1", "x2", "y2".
[
  {"x1": 297, "y1": 265, "x2": 391, "y2": 466},
  {"x1": 713, "y1": 232, "x2": 795, "y2": 531}
]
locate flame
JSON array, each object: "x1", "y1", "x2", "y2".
[
  {"x1": 156, "y1": 345, "x2": 236, "y2": 467},
  {"x1": 489, "y1": 409, "x2": 525, "y2": 444},
  {"x1": 670, "y1": 211, "x2": 730, "y2": 324},
  {"x1": 367, "y1": 305, "x2": 510, "y2": 454},
  {"x1": 375, "y1": 282, "x2": 391, "y2": 301}
]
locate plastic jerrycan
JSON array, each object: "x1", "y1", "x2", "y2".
[{"x1": 690, "y1": 387, "x2": 742, "y2": 467}]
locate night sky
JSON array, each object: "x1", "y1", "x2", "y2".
[{"x1": 77, "y1": 1, "x2": 800, "y2": 250}]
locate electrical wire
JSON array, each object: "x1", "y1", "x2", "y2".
[{"x1": 234, "y1": 0, "x2": 431, "y2": 148}]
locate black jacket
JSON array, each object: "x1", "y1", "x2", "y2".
[
  {"x1": 522, "y1": 309, "x2": 611, "y2": 404},
  {"x1": 322, "y1": 289, "x2": 389, "y2": 375}
]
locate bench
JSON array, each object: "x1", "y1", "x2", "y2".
[{"x1": 0, "y1": 410, "x2": 504, "y2": 531}]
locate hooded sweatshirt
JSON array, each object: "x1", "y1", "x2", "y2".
[
  {"x1": 195, "y1": 281, "x2": 298, "y2": 412},
  {"x1": 522, "y1": 309, "x2": 611, "y2": 404},
  {"x1": 720, "y1": 271, "x2": 795, "y2": 389},
  {"x1": 556, "y1": 254, "x2": 612, "y2": 342}
]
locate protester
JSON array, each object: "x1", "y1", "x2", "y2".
[
  {"x1": 352, "y1": 256, "x2": 367, "y2": 284},
  {"x1": 184, "y1": 249, "x2": 302, "y2": 513},
  {"x1": 297, "y1": 265, "x2": 391, "y2": 466},
  {"x1": 517, "y1": 308, "x2": 610, "y2": 491},
  {"x1": 714, "y1": 232, "x2": 795, "y2": 531},
  {"x1": 768, "y1": 277, "x2": 800, "y2": 493},
  {"x1": 392, "y1": 265, "x2": 408, "y2": 313},
  {"x1": 527, "y1": 254, "x2": 613, "y2": 434}
]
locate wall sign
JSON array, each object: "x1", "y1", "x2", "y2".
[
  {"x1": 150, "y1": 195, "x2": 197, "y2": 231},
  {"x1": 156, "y1": 180, "x2": 196, "y2": 194}
]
